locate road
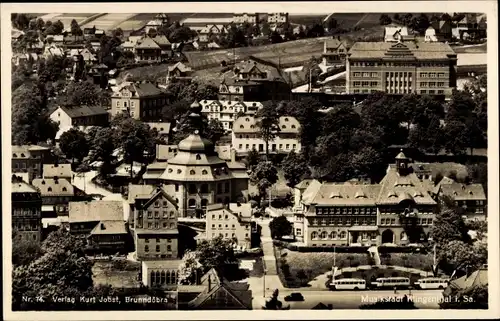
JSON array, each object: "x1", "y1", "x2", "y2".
[{"x1": 252, "y1": 289, "x2": 444, "y2": 310}]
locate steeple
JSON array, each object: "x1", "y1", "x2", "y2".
[
  {"x1": 188, "y1": 101, "x2": 203, "y2": 134},
  {"x1": 395, "y1": 149, "x2": 410, "y2": 175}
]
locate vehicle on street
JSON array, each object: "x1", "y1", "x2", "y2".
[
  {"x1": 414, "y1": 277, "x2": 450, "y2": 289},
  {"x1": 372, "y1": 277, "x2": 411, "y2": 289},
  {"x1": 284, "y1": 292, "x2": 304, "y2": 302},
  {"x1": 330, "y1": 278, "x2": 366, "y2": 290}
]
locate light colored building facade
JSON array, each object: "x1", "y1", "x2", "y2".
[
  {"x1": 32, "y1": 177, "x2": 75, "y2": 217},
  {"x1": 268, "y1": 12, "x2": 289, "y2": 24},
  {"x1": 200, "y1": 100, "x2": 263, "y2": 131},
  {"x1": 50, "y1": 105, "x2": 109, "y2": 129},
  {"x1": 110, "y1": 81, "x2": 169, "y2": 120},
  {"x1": 346, "y1": 40, "x2": 457, "y2": 96},
  {"x1": 296, "y1": 152, "x2": 438, "y2": 247},
  {"x1": 12, "y1": 145, "x2": 51, "y2": 183},
  {"x1": 437, "y1": 182, "x2": 487, "y2": 221},
  {"x1": 233, "y1": 13, "x2": 259, "y2": 24},
  {"x1": 166, "y1": 62, "x2": 193, "y2": 84},
  {"x1": 322, "y1": 38, "x2": 350, "y2": 67},
  {"x1": 231, "y1": 116, "x2": 301, "y2": 155},
  {"x1": 198, "y1": 24, "x2": 228, "y2": 43},
  {"x1": 205, "y1": 203, "x2": 252, "y2": 249},
  {"x1": 12, "y1": 180, "x2": 42, "y2": 243}
]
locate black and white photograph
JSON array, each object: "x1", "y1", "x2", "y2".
[{"x1": 2, "y1": 1, "x2": 498, "y2": 319}]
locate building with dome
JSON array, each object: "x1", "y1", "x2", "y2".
[
  {"x1": 139, "y1": 102, "x2": 249, "y2": 218},
  {"x1": 295, "y1": 151, "x2": 438, "y2": 247}
]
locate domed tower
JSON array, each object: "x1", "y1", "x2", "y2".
[
  {"x1": 395, "y1": 149, "x2": 410, "y2": 176},
  {"x1": 160, "y1": 101, "x2": 234, "y2": 217}
]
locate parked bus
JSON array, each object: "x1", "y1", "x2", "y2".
[
  {"x1": 414, "y1": 278, "x2": 450, "y2": 290},
  {"x1": 372, "y1": 277, "x2": 411, "y2": 289},
  {"x1": 330, "y1": 278, "x2": 367, "y2": 290}
]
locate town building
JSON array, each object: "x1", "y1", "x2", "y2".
[
  {"x1": 139, "y1": 102, "x2": 249, "y2": 218},
  {"x1": 146, "y1": 122, "x2": 172, "y2": 141},
  {"x1": 166, "y1": 62, "x2": 193, "y2": 84},
  {"x1": 128, "y1": 185, "x2": 180, "y2": 261},
  {"x1": 443, "y1": 264, "x2": 488, "y2": 297},
  {"x1": 267, "y1": 12, "x2": 289, "y2": 24},
  {"x1": 42, "y1": 44, "x2": 64, "y2": 59},
  {"x1": 436, "y1": 181, "x2": 487, "y2": 221},
  {"x1": 205, "y1": 203, "x2": 253, "y2": 249},
  {"x1": 322, "y1": 37, "x2": 350, "y2": 67},
  {"x1": 218, "y1": 59, "x2": 291, "y2": 102},
  {"x1": 87, "y1": 220, "x2": 129, "y2": 254},
  {"x1": 296, "y1": 151, "x2": 438, "y2": 247},
  {"x1": 135, "y1": 37, "x2": 162, "y2": 62},
  {"x1": 346, "y1": 40, "x2": 457, "y2": 96},
  {"x1": 12, "y1": 179, "x2": 42, "y2": 243},
  {"x1": 145, "y1": 19, "x2": 164, "y2": 34},
  {"x1": 43, "y1": 163, "x2": 72, "y2": 181},
  {"x1": 231, "y1": 116, "x2": 301, "y2": 155},
  {"x1": 198, "y1": 24, "x2": 228, "y2": 43},
  {"x1": 424, "y1": 27, "x2": 439, "y2": 42},
  {"x1": 150, "y1": 35, "x2": 172, "y2": 60},
  {"x1": 12, "y1": 145, "x2": 52, "y2": 183},
  {"x1": 32, "y1": 177, "x2": 75, "y2": 217},
  {"x1": 452, "y1": 14, "x2": 487, "y2": 40},
  {"x1": 68, "y1": 48, "x2": 97, "y2": 65},
  {"x1": 383, "y1": 26, "x2": 411, "y2": 42},
  {"x1": 141, "y1": 260, "x2": 182, "y2": 288},
  {"x1": 430, "y1": 20, "x2": 453, "y2": 40},
  {"x1": 200, "y1": 100, "x2": 263, "y2": 131},
  {"x1": 233, "y1": 13, "x2": 259, "y2": 25},
  {"x1": 50, "y1": 105, "x2": 109, "y2": 130},
  {"x1": 110, "y1": 81, "x2": 169, "y2": 120}
]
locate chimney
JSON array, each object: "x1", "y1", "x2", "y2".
[
  {"x1": 208, "y1": 275, "x2": 212, "y2": 291},
  {"x1": 101, "y1": 223, "x2": 106, "y2": 230}
]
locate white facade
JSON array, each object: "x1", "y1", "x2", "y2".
[
  {"x1": 50, "y1": 107, "x2": 73, "y2": 130},
  {"x1": 205, "y1": 203, "x2": 252, "y2": 249},
  {"x1": 200, "y1": 100, "x2": 263, "y2": 131},
  {"x1": 268, "y1": 12, "x2": 289, "y2": 24},
  {"x1": 231, "y1": 116, "x2": 301, "y2": 154},
  {"x1": 424, "y1": 27, "x2": 439, "y2": 42},
  {"x1": 233, "y1": 13, "x2": 258, "y2": 24}
]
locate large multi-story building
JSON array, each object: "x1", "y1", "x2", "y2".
[
  {"x1": 111, "y1": 81, "x2": 170, "y2": 121},
  {"x1": 12, "y1": 179, "x2": 42, "y2": 243},
  {"x1": 205, "y1": 203, "x2": 253, "y2": 249},
  {"x1": 346, "y1": 40, "x2": 457, "y2": 97},
  {"x1": 218, "y1": 59, "x2": 291, "y2": 102},
  {"x1": 267, "y1": 12, "x2": 289, "y2": 24},
  {"x1": 296, "y1": 151, "x2": 438, "y2": 247},
  {"x1": 436, "y1": 181, "x2": 487, "y2": 221},
  {"x1": 231, "y1": 116, "x2": 301, "y2": 155},
  {"x1": 49, "y1": 105, "x2": 109, "y2": 135},
  {"x1": 12, "y1": 145, "x2": 52, "y2": 183},
  {"x1": 233, "y1": 13, "x2": 259, "y2": 25},
  {"x1": 136, "y1": 103, "x2": 250, "y2": 218},
  {"x1": 200, "y1": 100, "x2": 263, "y2": 131},
  {"x1": 31, "y1": 177, "x2": 75, "y2": 217}
]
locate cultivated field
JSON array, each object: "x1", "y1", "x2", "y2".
[
  {"x1": 80, "y1": 13, "x2": 138, "y2": 31},
  {"x1": 42, "y1": 13, "x2": 95, "y2": 28}
]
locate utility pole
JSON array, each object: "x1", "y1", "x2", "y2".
[{"x1": 308, "y1": 68, "x2": 312, "y2": 93}]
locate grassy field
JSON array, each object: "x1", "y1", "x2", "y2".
[
  {"x1": 81, "y1": 13, "x2": 138, "y2": 31},
  {"x1": 277, "y1": 249, "x2": 371, "y2": 287},
  {"x1": 92, "y1": 260, "x2": 142, "y2": 288}
]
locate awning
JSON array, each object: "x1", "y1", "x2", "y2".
[{"x1": 348, "y1": 225, "x2": 379, "y2": 232}]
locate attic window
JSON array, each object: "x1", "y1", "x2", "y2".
[
  {"x1": 41, "y1": 181, "x2": 46, "y2": 185},
  {"x1": 253, "y1": 103, "x2": 256, "y2": 106},
  {"x1": 469, "y1": 191, "x2": 473, "y2": 195},
  {"x1": 177, "y1": 169, "x2": 182, "y2": 174},
  {"x1": 62, "y1": 187, "x2": 67, "y2": 192},
  {"x1": 388, "y1": 192, "x2": 397, "y2": 198},
  {"x1": 250, "y1": 125, "x2": 255, "y2": 129},
  {"x1": 168, "y1": 169, "x2": 173, "y2": 173},
  {"x1": 413, "y1": 191, "x2": 423, "y2": 197},
  {"x1": 282, "y1": 125, "x2": 286, "y2": 129},
  {"x1": 190, "y1": 170, "x2": 195, "y2": 175},
  {"x1": 245, "y1": 118, "x2": 249, "y2": 122},
  {"x1": 196, "y1": 154, "x2": 201, "y2": 160},
  {"x1": 355, "y1": 191, "x2": 366, "y2": 198},
  {"x1": 285, "y1": 118, "x2": 289, "y2": 121},
  {"x1": 202, "y1": 170, "x2": 208, "y2": 175},
  {"x1": 330, "y1": 191, "x2": 342, "y2": 198},
  {"x1": 21, "y1": 153, "x2": 25, "y2": 157},
  {"x1": 240, "y1": 125, "x2": 244, "y2": 129},
  {"x1": 48, "y1": 187, "x2": 52, "y2": 192},
  {"x1": 13, "y1": 153, "x2": 17, "y2": 157},
  {"x1": 453, "y1": 191, "x2": 458, "y2": 196},
  {"x1": 291, "y1": 125, "x2": 296, "y2": 129}
]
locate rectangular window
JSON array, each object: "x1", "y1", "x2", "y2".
[
  {"x1": 429, "y1": 90, "x2": 435, "y2": 94},
  {"x1": 362, "y1": 72, "x2": 370, "y2": 77},
  {"x1": 421, "y1": 90, "x2": 427, "y2": 94},
  {"x1": 419, "y1": 73, "x2": 427, "y2": 78},
  {"x1": 437, "y1": 90, "x2": 444, "y2": 94},
  {"x1": 438, "y1": 73, "x2": 445, "y2": 78},
  {"x1": 370, "y1": 81, "x2": 378, "y2": 87},
  {"x1": 390, "y1": 218, "x2": 396, "y2": 225},
  {"x1": 437, "y1": 82, "x2": 445, "y2": 87},
  {"x1": 370, "y1": 72, "x2": 378, "y2": 77},
  {"x1": 148, "y1": 211, "x2": 153, "y2": 218},
  {"x1": 420, "y1": 82, "x2": 428, "y2": 87},
  {"x1": 429, "y1": 82, "x2": 436, "y2": 87},
  {"x1": 156, "y1": 245, "x2": 160, "y2": 252},
  {"x1": 354, "y1": 81, "x2": 361, "y2": 87},
  {"x1": 354, "y1": 72, "x2": 361, "y2": 77},
  {"x1": 361, "y1": 81, "x2": 369, "y2": 87},
  {"x1": 429, "y1": 72, "x2": 436, "y2": 77}
]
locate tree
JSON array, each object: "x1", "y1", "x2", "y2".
[
  {"x1": 270, "y1": 31, "x2": 283, "y2": 44},
  {"x1": 225, "y1": 24, "x2": 247, "y2": 48},
  {"x1": 281, "y1": 151, "x2": 310, "y2": 187},
  {"x1": 431, "y1": 208, "x2": 470, "y2": 246},
  {"x1": 12, "y1": 228, "x2": 94, "y2": 310},
  {"x1": 261, "y1": 22, "x2": 271, "y2": 37},
  {"x1": 59, "y1": 128, "x2": 90, "y2": 164},
  {"x1": 195, "y1": 236, "x2": 240, "y2": 280},
  {"x1": 11, "y1": 84, "x2": 59, "y2": 145},
  {"x1": 112, "y1": 115, "x2": 157, "y2": 177},
  {"x1": 91, "y1": 127, "x2": 117, "y2": 178},
  {"x1": 440, "y1": 284, "x2": 488, "y2": 309},
  {"x1": 269, "y1": 216, "x2": 293, "y2": 240},
  {"x1": 467, "y1": 163, "x2": 487, "y2": 194},
  {"x1": 148, "y1": 28, "x2": 158, "y2": 38},
  {"x1": 53, "y1": 20, "x2": 64, "y2": 34},
  {"x1": 393, "y1": 13, "x2": 401, "y2": 22},
  {"x1": 408, "y1": 116, "x2": 445, "y2": 155},
  {"x1": 296, "y1": 269, "x2": 308, "y2": 286},
  {"x1": 112, "y1": 27, "x2": 124, "y2": 38},
  {"x1": 379, "y1": 14, "x2": 393, "y2": 25},
  {"x1": 61, "y1": 80, "x2": 103, "y2": 107},
  {"x1": 245, "y1": 148, "x2": 260, "y2": 170},
  {"x1": 402, "y1": 13, "x2": 414, "y2": 26},
  {"x1": 249, "y1": 161, "x2": 278, "y2": 199},
  {"x1": 437, "y1": 240, "x2": 487, "y2": 276},
  {"x1": 12, "y1": 13, "x2": 32, "y2": 31},
  {"x1": 326, "y1": 17, "x2": 338, "y2": 31},
  {"x1": 70, "y1": 19, "x2": 82, "y2": 41},
  {"x1": 256, "y1": 102, "x2": 280, "y2": 159},
  {"x1": 178, "y1": 250, "x2": 203, "y2": 285},
  {"x1": 205, "y1": 119, "x2": 225, "y2": 144},
  {"x1": 12, "y1": 231, "x2": 43, "y2": 267}
]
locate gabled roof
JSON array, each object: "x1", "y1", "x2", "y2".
[
  {"x1": 168, "y1": 62, "x2": 192, "y2": 73},
  {"x1": 91, "y1": 220, "x2": 128, "y2": 235},
  {"x1": 301, "y1": 179, "x2": 323, "y2": 205},
  {"x1": 152, "y1": 35, "x2": 171, "y2": 47},
  {"x1": 58, "y1": 105, "x2": 108, "y2": 118},
  {"x1": 448, "y1": 266, "x2": 488, "y2": 292},
  {"x1": 377, "y1": 166, "x2": 436, "y2": 205},
  {"x1": 309, "y1": 183, "x2": 381, "y2": 207},
  {"x1": 127, "y1": 184, "x2": 176, "y2": 206},
  {"x1": 12, "y1": 145, "x2": 49, "y2": 158},
  {"x1": 439, "y1": 182, "x2": 486, "y2": 201},
  {"x1": 12, "y1": 181, "x2": 39, "y2": 193},
  {"x1": 135, "y1": 37, "x2": 161, "y2": 49},
  {"x1": 43, "y1": 164, "x2": 72, "y2": 178},
  {"x1": 207, "y1": 203, "x2": 252, "y2": 222},
  {"x1": 348, "y1": 41, "x2": 456, "y2": 60},
  {"x1": 69, "y1": 200, "x2": 124, "y2": 223},
  {"x1": 118, "y1": 81, "x2": 166, "y2": 97},
  {"x1": 32, "y1": 178, "x2": 74, "y2": 196}
]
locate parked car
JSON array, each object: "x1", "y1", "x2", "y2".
[{"x1": 284, "y1": 293, "x2": 304, "y2": 302}]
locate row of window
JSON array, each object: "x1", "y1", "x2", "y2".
[
  {"x1": 212, "y1": 232, "x2": 249, "y2": 238},
  {"x1": 420, "y1": 90, "x2": 445, "y2": 94},
  {"x1": 238, "y1": 143, "x2": 298, "y2": 151},
  {"x1": 420, "y1": 82, "x2": 446, "y2": 87},
  {"x1": 310, "y1": 230, "x2": 348, "y2": 240},
  {"x1": 13, "y1": 162, "x2": 39, "y2": 169},
  {"x1": 150, "y1": 270, "x2": 178, "y2": 286},
  {"x1": 13, "y1": 223, "x2": 39, "y2": 231},
  {"x1": 211, "y1": 223, "x2": 250, "y2": 229},
  {"x1": 12, "y1": 208, "x2": 40, "y2": 216},
  {"x1": 351, "y1": 62, "x2": 448, "y2": 68},
  {"x1": 144, "y1": 245, "x2": 173, "y2": 252},
  {"x1": 456, "y1": 200, "x2": 484, "y2": 206},
  {"x1": 14, "y1": 233, "x2": 38, "y2": 241},
  {"x1": 142, "y1": 210, "x2": 176, "y2": 219},
  {"x1": 141, "y1": 221, "x2": 177, "y2": 229},
  {"x1": 353, "y1": 72, "x2": 379, "y2": 78},
  {"x1": 311, "y1": 217, "x2": 377, "y2": 226},
  {"x1": 145, "y1": 238, "x2": 173, "y2": 243},
  {"x1": 419, "y1": 72, "x2": 446, "y2": 78},
  {"x1": 316, "y1": 207, "x2": 377, "y2": 215},
  {"x1": 353, "y1": 81, "x2": 379, "y2": 87},
  {"x1": 380, "y1": 218, "x2": 434, "y2": 225}
]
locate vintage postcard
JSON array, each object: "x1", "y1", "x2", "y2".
[{"x1": 2, "y1": 1, "x2": 499, "y2": 320}]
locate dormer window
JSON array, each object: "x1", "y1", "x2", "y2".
[
  {"x1": 168, "y1": 169, "x2": 173, "y2": 173},
  {"x1": 48, "y1": 187, "x2": 52, "y2": 192},
  {"x1": 250, "y1": 125, "x2": 254, "y2": 129},
  {"x1": 285, "y1": 118, "x2": 289, "y2": 121},
  {"x1": 282, "y1": 125, "x2": 286, "y2": 129},
  {"x1": 240, "y1": 125, "x2": 244, "y2": 129},
  {"x1": 177, "y1": 169, "x2": 182, "y2": 174},
  {"x1": 196, "y1": 154, "x2": 201, "y2": 160},
  {"x1": 291, "y1": 125, "x2": 296, "y2": 129},
  {"x1": 190, "y1": 170, "x2": 195, "y2": 175},
  {"x1": 202, "y1": 170, "x2": 208, "y2": 175},
  {"x1": 21, "y1": 153, "x2": 25, "y2": 157},
  {"x1": 245, "y1": 118, "x2": 249, "y2": 122},
  {"x1": 13, "y1": 153, "x2": 17, "y2": 157},
  {"x1": 41, "y1": 181, "x2": 46, "y2": 185},
  {"x1": 62, "y1": 187, "x2": 67, "y2": 192}
]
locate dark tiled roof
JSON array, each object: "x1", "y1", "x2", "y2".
[
  {"x1": 124, "y1": 82, "x2": 166, "y2": 97},
  {"x1": 440, "y1": 182, "x2": 486, "y2": 201},
  {"x1": 69, "y1": 200, "x2": 123, "y2": 223},
  {"x1": 348, "y1": 41, "x2": 456, "y2": 60},
  {"x1": 91, "y1": 220, "x2": 128, "y2": 235},
  {"x1": 135, "y1": 37, "x2": 161, "y2": 49},
  {"x1": 60, "y1": 105, "x2": 108, "y2": 118}
]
